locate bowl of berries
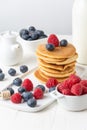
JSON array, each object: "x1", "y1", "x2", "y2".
[
  {"x1": 17, "y1": 26, "x2": 47, "y2": 54},
  {"x1": 52, "y1": 74, "x2": 87, "y2": 111}
]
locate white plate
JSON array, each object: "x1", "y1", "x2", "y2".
[{"x1": 0, "y1": 64, "x2": 86, "y2": 112}]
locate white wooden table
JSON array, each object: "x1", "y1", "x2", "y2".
[{"x1": 0, "y1": 35, "x2": 87, "y2": 130}]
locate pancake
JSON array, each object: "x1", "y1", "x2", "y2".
[
  {"x1": 36, "y1": 43, "x2": 76, "y2": 59},
  {"x1": 38, "y1": 59, "x2": 76, "y2": 71},
  {"x1": 40, "y1": 68, "x2": 75, "y2": 78},
  {"x1": 36, "y1": 51, "x2": 67, "y2": 62},
  {"x1": 39, "y1": 65, "x2": 75, "y2": 74},
  {"x1": 41, "y1": 53, "x2": 78, "y2": 65},
  {"x1": 34, "y1": 69, "x2": 69, "y2": 83}
]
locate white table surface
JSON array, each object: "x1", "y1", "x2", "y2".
[{"x1": 0, "y1": 35, "x2": 87, "y2": 130}]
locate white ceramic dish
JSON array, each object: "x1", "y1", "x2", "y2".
[
  {"x1": 51, "y1": 90, "x2": 87, "y2": 111},
  {"x1": 50, "y1": 64, "x2": 87, "y2": 112},
  {"x1": 17, "y1": 36, "x2": 47, "y2": 54}
]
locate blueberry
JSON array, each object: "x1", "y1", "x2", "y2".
[
  {"x1": 20, "y1": 65, "x2": 28, "y2": 73},
  {"x1": 28, "y1": 37, "x2": 33, "y2": 41},
  {"x1": 46, "y1": 44, "x2": 55, "y2": 51},
  {"x1": 31, "y1": 32, "x2": 39, "y2": 40},
  {"x1": 21, "y1": 34, "x2": 30, "y2": 40},
  {"x1": 13, "y1": 78, "x2": 22, "y2": 86},
  {"x1": 7, "y1": 88, "x2": 14, "y2": 95},
  {"x1": 60, "y1": 39, "x2": 68, "y2": 47},
  {"x1": 49, "y1": 87, "x2": 56, "y2": 92},
  {"x1": 36, "y1": 85, "x2": 45, "y2": 92},
  {"x1": 39, "y1": 34, "x2": 47, "y2": 39},
  {"x1": 29, "y1": 26, "x2": 36, "y2": 32},
  {"x1": 19, "y1": 29, "x2": 29, "y2": 37},
  {"x1": 0, "y1": 68, "x2": 2, "y2": 73},
  {"x1": 27, "y1": 98, "x2": 37, "y2": 107},
  {"x1": 0, "y1": 73, "x2": 5, "y2": 81},
  {"x1": 8, "y1": 68, "x2": 16, "y2": 76},
  {"x1": 36, "y1": 30, "x2": 44, "y2": 37},
  {"x1": 18, "y1": 87, "x2": 26, "y2": 94},
  {"x1": 22, "y1": 92, "x2": 33, "y2": 101}
]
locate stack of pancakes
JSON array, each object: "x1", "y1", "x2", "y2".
[{"x1": 34, "y1": 43, "x2": 78, "y2": 83}]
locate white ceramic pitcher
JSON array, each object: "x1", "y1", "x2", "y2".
[{"x1": 0, "y1": 31, "x2": 23, "y2": 66}]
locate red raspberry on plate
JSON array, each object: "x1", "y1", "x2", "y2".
[
  {"x1": 47, "y1": 34, "x2": 59, "y2": 47},
  {"x1": 71, "y1": 83, "x2": 83, "y2": 96},
  {"x1": 33, "y1": 88, "x2": 43, "y2": 99},
  {"x1": 46, "y1": 78, "x2": 58, "y2": 88},
  {"x1": 22, "y1": 78, "x2": 33, "y2": 91},
  {"x1": 62, "y1": 89, "x2": 72, "y2": 95},
  {"x1": 11, "y1": 93, "x2": 22, "y2": 104},
  {"x1": 80, "y1": 80, "x2": 87, "y2": 87}
]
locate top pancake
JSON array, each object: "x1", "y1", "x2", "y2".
[{"x1": 36, "y1": 43, "x2": 76, "y2": 59}]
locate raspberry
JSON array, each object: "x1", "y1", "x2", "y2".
[
  {"x1": 71, "y1": 83, "x2": 83, "y2": 96},
  {"x1": 69, "y1": 74, "x2": 81, "y2": 82},
  {"x1": 22, "y1": 78, "x2": 33, "y2": 91},
  {"x1": 68, "y1": 74, "x2": 81, "y2": 87},
  {"x1": 47, "y1": 34, "x2": 59, "y2": 47},
  {"x1": 11, "y1": 93, "x2": 22, "y2": 104},
  {"x1": 82, "y1": 86, "x2": 87, "y2": 94},
  {"x1": 62, "y1": 89, "x2": 72, "y2": 95},
  {"x1": 33, "y1": 88, "x2": 43, "y2": 99},
  {"x1": 57, "y1": 79, "x2": 69, "y2": 93},
  {"x1": 46, "y1": 78, "x2": 58, "y2": 88},
  {"x1": 80, "y1": 80, "x2": 87, "y2": 87}
]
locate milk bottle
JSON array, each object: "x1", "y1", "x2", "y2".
[{"x1": 72, "y1": 0, "x2": 87, "y2": 64}]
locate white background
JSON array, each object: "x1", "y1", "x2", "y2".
[{"x1": 0, "y1": 0, "x2": 74, "y2": 34}]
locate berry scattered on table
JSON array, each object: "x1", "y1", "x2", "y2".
[
  {"x1": 60, "y1": 39, "x2": 68, "y2": 47},
  {"x1": 27, "y1": 98, "x2": 37, "y2": 107},
  {"x1": 13, "y1": 78, "x2": 22, "y2": 86},
  {"x1": 49, "y1": 87, "x2": 56, "y2": 92},
  {"x1": 7, "y1": 88, "x2": 14, "y2": 95},
  {"x1": 18, "y1": 87, "x2": 26, "y2": 94},
  {"x1": 46, "y1": 78, "x2": 58, "y2": 88},
  {"x1": 8, "y1": 68, "x2": 16, "y2": 76},
  {"x1": 46, "y1": 44, "x2": 55, "y2": 51},
  {"x1": 22, "y1": 92, "x2": 33, "y2": 101},
  {"x1": 36, "y1": 84, "x2": 45, "y2": 92},
  {"x1": 33, "y1": 88, "x2": 44, "y2": 99},
  {"x1": 0, "y1": 68, "x2": 2, "y2": 73},
  {"x1": 47, "y1": 34, "x2": 59, "y2": 47},
  {"x1": 11, "y1": 93, "x2": 22, "y2": 104},
  {"x1": 20, "y1": 65, "x2": 28, "y2": 73},
  {"x1": 0, "y1": 73, "x2": 5, "y2": 81},
  {"x1": 22, "y1": 78, "x2": 33, "y2": 91}
]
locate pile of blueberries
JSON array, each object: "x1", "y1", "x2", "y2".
[
  {"x1": 19, "y1": 26, "x2": 47, "y2": 41},
  {"x1": 0, "y1": 65, "x2": 28, "y2": 81}
]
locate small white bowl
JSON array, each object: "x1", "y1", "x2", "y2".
[
  {"x1": 17, "y1": 36, "x2": 47, "y2": 54},
  {"x1": 51, "y1": 90, "x2": 87, "y2": 111}
]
